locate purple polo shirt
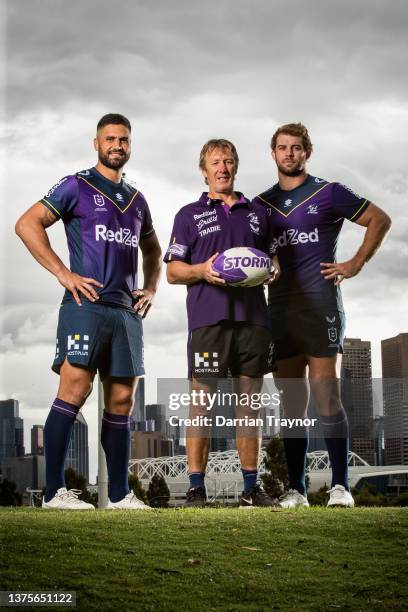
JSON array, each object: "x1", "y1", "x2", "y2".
[
  {"x1": 41, "y1": 167, "x2": 155, "y2": 309},
  {"x1": 254, "y1": 175, "x2": 371, "y2": 311},
  {"x1": 164, "y1": 192, "x2": 276, "y2": 331}
]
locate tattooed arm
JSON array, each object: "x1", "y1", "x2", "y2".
[{"x1": 15, "y1": 203, "x2": 102, "y2": 305}]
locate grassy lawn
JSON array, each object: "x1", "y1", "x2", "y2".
[{"x1": 1, "y1": 507, "x2": 407, "y2": 611}]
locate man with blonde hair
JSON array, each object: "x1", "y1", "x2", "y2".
[{"x1": 165, "y1": 139, "x2": 279, "y2": 507}]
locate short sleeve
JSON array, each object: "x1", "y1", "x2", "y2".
[
  {"x1": 164, "y1": 211, "x2": 192, "y2": 263},
  {"x1": 331, "y1": 183, "x2": 371, "y2": 222},
  {"x1": 41, "y1": 175, "x2": 79, "y2": 219},
  {"x1": 140, "y1": 197, "x2": 155, "y2": 240}
]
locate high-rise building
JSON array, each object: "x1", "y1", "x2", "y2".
[
  {"x1": 341, "y1": 338, "x2": 375, "y2": 464},
  {"x1": 2, "y1": 455, "x2": 45, "y2": 493},
  {"x1": 130, "y1": 377, "x2": 145, "y2": 429},
  {"x1": 211, "y1": 373, "x2": 236, "y2": 452},
  {"x1": 31, "y1": 425, "x2": 44, "y2": 455},
  {"x1": 65, "y1": 412, "x2": 89, "y2": 483},
  {"x1": 145, "y1": 404, "x2": 166, "y2": 435},
  {"x1": 0, "y1": 399, "x2": 25, "y2": 462},
  {"x1": 382, "y1": 333, "x2": 408, "y2": 465},
  {"x1": 373, "y1": 416, "x2": 385, "y2": 466}
]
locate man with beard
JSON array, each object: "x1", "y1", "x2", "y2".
[
  {"x1": 254, "y1": 123, "x2": 391, "y2": 507},
  {"x1": 15, "y1": 114, "x2": 162, "y2": 509}
]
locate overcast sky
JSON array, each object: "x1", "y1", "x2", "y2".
[{"x1": 2, "y1": 0, "x2": 408, "y2": 482}]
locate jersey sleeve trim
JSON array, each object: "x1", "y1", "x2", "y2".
[
  {"x1": 349, "y1": 199, "x2": 370, "y2": 222},
  {"x1": 41, "y1": 198, "x2": 62, "y2": 218},
  {"x1": 140, "y1": 228, "x2": 155, "y2": 240}
]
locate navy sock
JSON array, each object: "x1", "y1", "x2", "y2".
[
  {"x1": 101, "y1": 411, "x2": 130, "y2": 503},
  {"x1": 242, "y1": 469, "x2": 258, "y2": 494},
  {"x1": 189, "y1": 472, "x2": 205, "y2": 490},
  {"x1": 321, "y1": 410, "x2": 350, "y2": 491},
  {"x1": 44, "y1": 398, "x2": 79, "y2": 501},
  {"x1": 283, "y1": 427, "x2": 309, "y2": 496}
]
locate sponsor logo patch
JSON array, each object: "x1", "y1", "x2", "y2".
[
  {"x1": 67, "y1": 334, "x2": 89, "y2": 356},
  {"x1": 167, "y1": 243, "x2": 188, "y2": 257},
  {"x1": 95, "y1": 225, "x2": 139, "y2": 248},
  {"x1": 271, "y1": 228, "x2": 319, "y2": 249},
  {"x1": 194, "y1": 351, "x2": 219, "y2": 373}
]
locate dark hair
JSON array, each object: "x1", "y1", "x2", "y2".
[
  {"x1": 97, "y1": 113, "x2": 131, "y2": 132},
  {"x1": 199, "y1": 138, "x2": 239, "y2": 170},
  {"x1": 271, "y1": 122, "x2": 312, "y2": 152}
]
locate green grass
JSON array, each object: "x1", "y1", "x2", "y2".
[{"x1": 1, "y1": 507, "x2": 407, "y2": 611}]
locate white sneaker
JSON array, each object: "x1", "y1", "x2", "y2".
[
  {"x1": 42, "y1": 488, "x2": 95, "y2": 510},
  {"x1": 327, "y1": 485, "x2": 355, "y2": 507},
  {"x1": 278, "y1": 489, "x2": 309, "y2": 508},
  {"x1": 106, "y1": 491, "x2": 152, "y2": 510}
]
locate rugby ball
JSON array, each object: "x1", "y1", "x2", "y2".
[{"x1": 212, "y1": 247, "x2": 272, "y2": 287}]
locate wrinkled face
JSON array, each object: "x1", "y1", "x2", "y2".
[
  {"x1": 272, "y1": 134, "x2": 310, "y2": 177},
  {"x1": 94, "y1": 124, "x2": 131, "y2": 170},
  {"x1": 201, "y1": 147, "x2": 237, "y2": 194}
]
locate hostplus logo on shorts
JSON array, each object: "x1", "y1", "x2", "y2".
[
  {"x1": 67, "y1": 334, "x2": 89, "y2": 356},
  {"x1": 194, "y1": 352, "x2": 219, "y2": 373}
]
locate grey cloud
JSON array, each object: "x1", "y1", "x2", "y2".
[{"x1": 6, "y1": 0, "x2": 408, "y2": 120}]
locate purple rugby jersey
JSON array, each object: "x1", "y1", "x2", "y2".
[
  {"x1": 164, "y1": 192, "x2": 276, "y2": 331},
  {"x1": 254, "y1": 175, "x2": 371, "y2": 311},
  {"x1": 41, "y1": 167, "x2": 155, "y2": 309}
]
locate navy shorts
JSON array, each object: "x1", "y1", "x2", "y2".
[
  {"x1": 52, "y1": 301, "x2": 144, "y2": 379},
  {"x1": 269, "y1": 305, "x2": 346, "y2": 361},
  {"x1": 188, "y1": 322, "x2": 273, "y2": 379}
]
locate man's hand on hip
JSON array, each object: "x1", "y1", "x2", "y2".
[
  {"x1": 57, "y1": 269, "x2": 103, "y2": 305},
  {"x1": 132, "y1": 288, "x2": 155, "y2": 318}
]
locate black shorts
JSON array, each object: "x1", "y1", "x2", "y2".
[
  {"x1": 52, "y1": 301, "x2": 144, "y2": 379},
  {"x1": 269, "y1": 305, "x2": 346, "y2": 361},
  {"x1": 188, "y1": 322, "x2": 273, "y2": 379}
]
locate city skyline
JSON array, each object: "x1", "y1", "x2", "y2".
[{"x1": 4, "y1": 331, "x2": 407, "y2": 483}]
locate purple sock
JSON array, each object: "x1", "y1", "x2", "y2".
[
  {"x1": 101, "y1": 411, "x2": 130, "y2": 502},
  {"x1": 44, "y1": 398, "x2": 80, "y2": 501}
]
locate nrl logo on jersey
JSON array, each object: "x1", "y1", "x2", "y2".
[
  {"x1": 93, "y1": 194, "x2": 106, "y2": 208},
  {"x1": 307, "y1": 204, "x2": 318, "y2": 214}
]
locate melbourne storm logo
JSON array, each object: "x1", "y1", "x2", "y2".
[{"x1": 247, "y1": 212, "x2": 260, "y2": 235}]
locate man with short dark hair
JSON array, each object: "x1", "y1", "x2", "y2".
[
  {"x1": 165, "y1": 139, "x2": 279, "y2": 507},
  {"x1": 254, "y1": 122, "x2": 391, "y2": 507},
  {"x1": 16, "y1": 114, "x2": 162, "y2": 510}
]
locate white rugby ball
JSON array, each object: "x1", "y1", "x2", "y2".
[{"x1": 213, "y1": 247, "x2": 272, "y2": 287}]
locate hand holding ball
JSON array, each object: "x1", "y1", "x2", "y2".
[{"x1": 212, "y1": 247, "x2": 272, "y2": 287}]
